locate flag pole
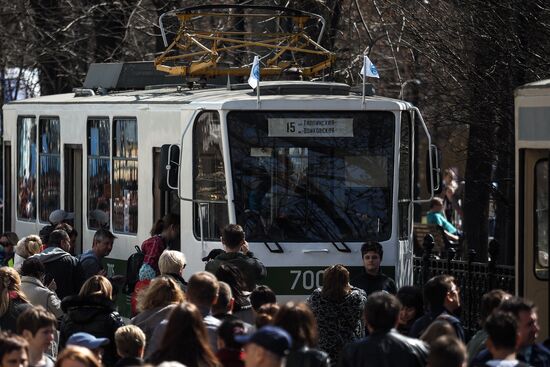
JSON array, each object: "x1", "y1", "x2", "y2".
[
  {"x1": 362, "y1": 56, "x2": 366, "y2": 107},
  {"x1": 257, "y1": 80, "x2": 261, "y2": 108}
]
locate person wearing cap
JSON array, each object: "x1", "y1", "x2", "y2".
[
  {"x1": 30, "y1": 230, "x2": 81, "y2": 300},
  {"x1": 351, "y1": 241, "x2": 396, "y2": 297},
  {"x1": 39, "y1": 210, "x2": 75, "y2": 247},
  {"x1": 66, "y1": 332, "x2": 109, "y2": 363},
  {"x1": 205, "y1": 224, "x2": 266, "y2": 292},
  {"x1": 236, "y1": 325, "x2": 292, "y2": 367},
  {"x1": 203, "y1": 249, "x2": 225, "y2": 263}
]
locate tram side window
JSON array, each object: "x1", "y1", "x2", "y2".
[
  {"x1": 17, "y1": 116, "x2": 37, "y2": 220},
  {"x1": 87, "y1": 118, "x2": 111, "y2": 229},
  {"x1": 38, "y1": 117, "x2": 61, "y2": 223},
  {"x1": 193, "y1": 111, "x2": 228, "y2": 240},
  {"x1": 398, "y1": 112, "x2": 411, "y2": 240},
  {"x1": 535, "y1": 159, "x2": 549, "y2": 280},
  {"x1": 112, "y1": 118, "x2": 138, "y2": 234}
]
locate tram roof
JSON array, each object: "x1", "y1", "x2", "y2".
[
  {"x1": 5, "y1": 81, "x2": 410, "y2": 111},
  {"x1": 515, "y1": 79, "x2": 550, "y2": 97}
]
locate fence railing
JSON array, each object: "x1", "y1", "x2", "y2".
[{"x1": 412, "y1": 234, "x2": 515, "y2": 340}]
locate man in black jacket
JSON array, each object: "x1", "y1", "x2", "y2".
[
  {"x1": 351, "y1": 241, "x2": 396, "y2": 296},
  {"x1": 31, "y1": 229, "x2": 81, "y2": 300},
  {"x1": 340, "y1": 292, "x2": 428, "y2": 367},
  {"x1": 205, "y1": 224, "x2": 266, "y2": 291}
]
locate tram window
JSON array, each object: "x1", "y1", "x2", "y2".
[
  {"x1": 112, "y1": 118, "x2": 138, "y2": 234},
  {"x1": 193, "y1": 111, "x2": 228, "y2": 240},
  {"x1": 87, "y1": 118, "x2": 111, "y2": 229},
  {"x1": 535, "y1": 159, "x2": 549, "y2": 280},
  {"x1": 398, "y1": 112, "x2": 411, "y2": 240},
  {"x1": 228, "y1": 111, "x2": 394, "y2": 242},
  {"x1": 38, "y1": 117, "x2": 61, "y2": 223},
  {"x1": 17, "y1": 116, "x2": 37, "y2": 220}
]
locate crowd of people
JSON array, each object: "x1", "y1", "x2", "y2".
[{"x1": 0, "y1": 210, "x2": 547, "y2": 367}]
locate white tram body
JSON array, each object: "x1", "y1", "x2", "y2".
[
  {"x1": 515, "y1": 79, "x2": 550, "y2": 340},
  {"x1": 2, "y1": 79, "x2": 434, "y2": 309}
]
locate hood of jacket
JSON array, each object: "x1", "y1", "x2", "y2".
[
  {"x1": 30, "y1": 247, "x2": 71, "y2": 264},
  {"x1": 61, "y1": 295, "x2": 116, "y2": 323}
]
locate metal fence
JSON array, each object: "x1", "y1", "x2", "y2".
[{"x1": 412, "y1": 235, "x2": 515, "y2": 340}]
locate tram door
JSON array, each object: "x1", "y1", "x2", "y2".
[
  {"x1": 153, "y1": 148, "x2": 180, "y2": 248},
  {"x1": 521, "y1": 149, "x2": 550, "y2": 340},
  {"x1": 64, "y1": 145, "x2": 83, "y2": 255}
]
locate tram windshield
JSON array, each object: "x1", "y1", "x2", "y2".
[{"x1": 227, "y1": 111, "x2": 395, "y2": 242}]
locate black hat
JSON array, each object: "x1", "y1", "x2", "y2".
[{"x1": 202, "y1": 248, "x2": 225, "y2": 262}]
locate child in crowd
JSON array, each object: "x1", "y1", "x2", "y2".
[
  {"x1": 114, "y1": 325, "x2": 146, "y2": 367},
  {"x1": 16, "y1": 306, "x2": 57, "y2": 367},
  {"x1": 0, "y1": 332, "x2": 29, "y2": 367}
]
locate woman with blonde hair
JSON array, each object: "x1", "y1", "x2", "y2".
[
  {"x1": 306, "y1": 264, "x2": 366, "y2": 365},
  {"x1": 13, "y1": 235, "x2": 42, "y2": 271},
  {"x1": 131, "y1": 276, "x2": 185, "y2": 357},
  {"x1": 55, "y1": 346, "x2": 101, "y2": 367},
  {"x1": 0, "y1": 267, "x2": 32, "y2": 332},
  {"x1": 60, "y1": 276, "x2": 125, "y2": 366}
]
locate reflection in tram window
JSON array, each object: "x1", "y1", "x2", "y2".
[
  {"x1": 17, "y1": 116, "x2": 37, "y2": 220},
  {"x1": 228, "y1": 111, "x2": 394, "y2": 242},
  {"x1": 535, "y1": 159, "x2": 549, "y2": 280},
  {"x1": 193, "y1": 111, "x2": 228, "y2": 240},
  {"x1": 38, "y1": 117, "x2": 60, "y2": 222},
  {"x1": 87, "y1": 118, "x2": 111, "y2": 229},
  {"x1": 112, "y1": 118, "x2": 138, "y2": 234}
]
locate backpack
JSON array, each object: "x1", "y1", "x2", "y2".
[{"x1": 125, "y1": 245, "x2": 144, "y2": 294}]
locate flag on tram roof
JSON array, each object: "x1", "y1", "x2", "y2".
[
  {"x1": 248, "y1": 55, "x2": 260, "y2": 89},
  {"x1": 361, "y1": 55, "x2": 380, "y2": 78}
]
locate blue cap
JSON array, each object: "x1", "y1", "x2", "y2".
[
  {"x1": 235, "y1": 326, "x2": 292, "y2": 357},
  {"x1": 67, "y1": 332, "x2": 109, "y2": 349}
]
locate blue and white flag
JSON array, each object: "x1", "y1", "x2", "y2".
[
  {"x1": 248, "y1": 56, "x2": 260, "y2": 89},
  {"x1": 360, "y1": 55, "x2": 380, "y2": 78}
]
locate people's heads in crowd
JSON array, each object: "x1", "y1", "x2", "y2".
[
  {"x1": 250, "y1": 285, "x2": 276, "y2": 312},
  {"x1": 150, "y1": 214, "x2": 180, "y2": 241},
  {"x1": 321, "y1": 264, "x2": 350, "y2": 301},
  {"x1": 187, "y1": 272, "x2": 219, "y2": 309},
  {"x1": 149, "y1": 302, "x2": 218, "y2": 367},
  {"x1": 55, "y1": 223, "x2": 78, "y2": 253},
  {"x1": 66, "y1": 333, "x2": 108, "y2": 363},
  {"x1": 221, "y1": 224, "x2": 245, "y2": 250},
  {"x1": 485, "y1": 311, "x2": 519, "y2": 355},
  {"x1": 430, "y1": 197, "x2": 445, "y2": 212},
  {"x1": 92, "y1": 229, "x2": 116, "y2": 259},
  {"x1": 274, "y1": 302, "x2": 318, "y2": 349},
  {"x1": 16, "y1": 306, "x2": 57, "y2": 354},
  {"x1": 236, "y1": 326, "x2": 292, "y2": 367},
  {"x1": 20, "y1": 258, "x2": 46, "y2": 283},
  {"x1": 212, "y1": 281, "x2": 233, "y2": 316},
  {"x1": 498, "y1": 296, "x2": 539, "y2": 348},
  {"x1": 79, "y1": 275, "x2": 113, "y2": 301},
  {"x1": 424, "y1": 274, "x2": 460, "y2": 312},
  {"x1": 214, "y1": 264, "x2": 248, "y2": 308},
  {"x1": 0, "y1": 232, "x2": 19, "y2": 257},
  {"x1": 443, "y1": 168, "x2": 457, "y2": 185},
  {"x1": 47, "y1": 230, "x2": 71, "y2": 252},
  {"x1": 360, "y1": 241, "x2": 383, "y2": 274},
  {"x1": 55, "y1": 345, "x2": 101, "y2": 367},
  {"x1": 364, "y1": 291, "x2": 401, "y2": 333},
  {"x1": 428, "y1": 335, "x2": 467, "y2": 367},
  {"x1": 0, "y1": 332, "x2": 28, "y2": 367},
  {"x1": 114, "y1": 325, "x2": 146, "y2": 359},
  {"x1": 49, "y1": 210, "x2": 74, "y2": 226},
  {"x1": 255, "y1": 303, "x2": 280, "y2": 329},
  {"x1": 479, "y1": 289, "x2": 511, "y2": 326},
  {"x1": 396, "y1": 286, "x2": 424, "y2": 327},
  {"x1": 217, "y1": 317, "x2": 247, "y2": 351},
  {"x1": 0, "y1": 267, "x2": 27, "y2": 314},
  {"x1": 420, "y1": 319, "x2": 457, "y2": 346},
  {"x1": 136, "y1": 276, "x2": 185, "y2": 313},
  {"x1": 159, "y1": 250, "x2": 187, "y2": 277},
  {"x1": 15, "y1": 236, "x2": 42, "y2": 263}
]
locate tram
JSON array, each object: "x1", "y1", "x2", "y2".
[
  {"x1": 515, "y1": 79, "x2": 550, "y2": 340},
  {"x1": 1, "y1": 5, "x2": 437, "y2": 307}
]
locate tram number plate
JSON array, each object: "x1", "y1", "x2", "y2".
[
  {"x1": 290, "y1": 270, "x2": 324, "y2": 291},
  {"x1": 268, "y1": 118, "x2": 354, "y2": 137}
]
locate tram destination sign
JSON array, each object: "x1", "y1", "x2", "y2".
[{"x1": 268, "y1": 118, "x2": 354, "y2": 137}]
